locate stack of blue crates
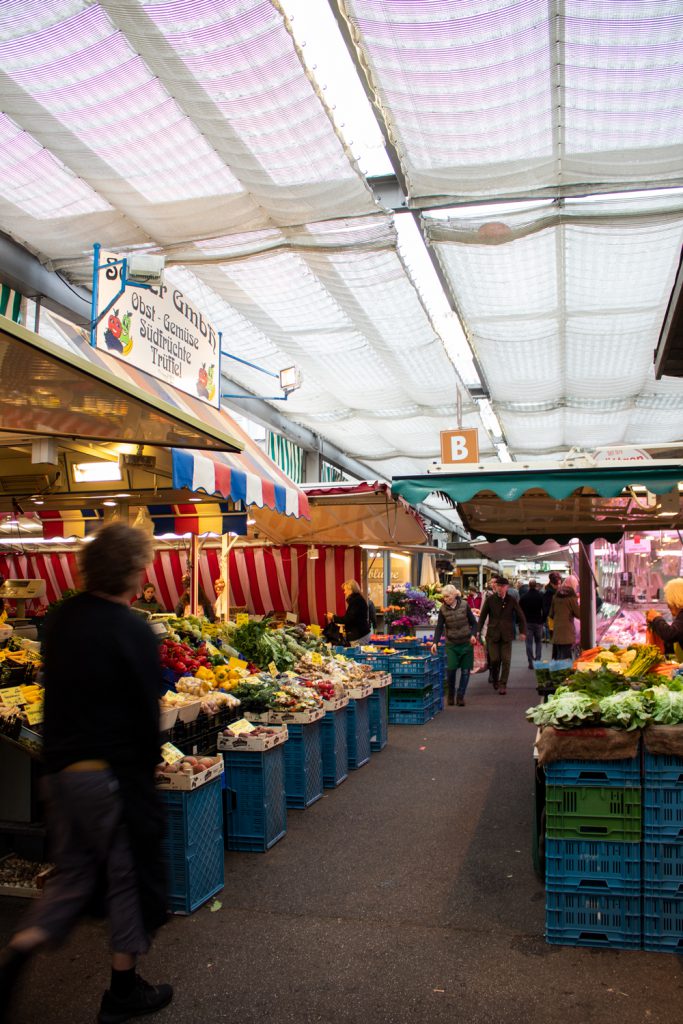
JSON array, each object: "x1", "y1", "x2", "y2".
[
  {"x1": 282, "y1": 721, "x2": 324, "y2": 809},
  {"x1": 160, "y1": 778, "x2": 225, "y2": 914},
  {"x1": 642, "y1": 751, "x2": 683, "y2": 953},
  {"x1": 222, "y1": 745, "x2": 287, "y2": 852},
  {"x1": 544, "y1": 755, "x2": 642, "y2": 950},
  {"x1": 388, "y1": 654, "x2": 439, "y2": 725},
  {"x1": 347, "y1": 697, "x2": 371, "y2": 769},
  {"x1": 321, "y1": 705, "x2": 349, "y2": 787},
  {"x1": 368, "y1": 686, "x2": 389, "y2": 751}
]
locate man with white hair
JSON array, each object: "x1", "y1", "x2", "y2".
[{"x1": 430, "y1": 586, "x2": 478, "y2": 706}]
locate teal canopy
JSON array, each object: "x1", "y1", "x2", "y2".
[{"x1": 391, "y1": 465, "x2": 683, "y2": 542}]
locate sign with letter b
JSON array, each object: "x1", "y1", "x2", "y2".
[{"x1": 440, "y1": 429, "x2": 479, "y2": 465}]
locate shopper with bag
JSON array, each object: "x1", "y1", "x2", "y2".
[{"x1": 430, "y1": 585, "x2": 478, "y2": 706}]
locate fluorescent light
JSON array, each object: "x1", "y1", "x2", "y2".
[
  {"x1": 279, "y1": 0, "x2": 392, "y2": 177},
  {"x1": 73, "y1": 461, "x2": 122, "y2": 483},
  {"x1": 394, "y1": 213, "x2": 481, "y2": 388},
  {"x1": 102, "y1": 500, "x2": 118, "y2": 507},
  {"x1": 477, "y1": 399, "x2": 503, "y2": 439}
]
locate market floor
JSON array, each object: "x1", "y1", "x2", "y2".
[{"x1": 2, "y1": 642, "x2": 683, "y2": 1024}]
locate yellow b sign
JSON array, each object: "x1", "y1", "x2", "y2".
[{"x1": 440, "y1": 429, "x2": 479, "y2": 465}]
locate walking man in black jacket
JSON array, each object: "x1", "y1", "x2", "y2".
[
  {"x1": 519, "y1": 579, "x2": 545, "y2": 669},
  {"x1": 477, "y1": 577, "x2": 527, "y2": 695}
]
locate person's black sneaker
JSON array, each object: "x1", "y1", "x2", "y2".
[
  {"x1": 455, "y1": 694, "x2": 465, "y2": 706},
  {"x1": 98, "y1": 974, "x2": 173, "y2": 1024}
]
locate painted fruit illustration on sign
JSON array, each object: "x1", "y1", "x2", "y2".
[
  {"x1": 197, "y1": 363, "x2": 216, "y2": 402},
  {"x1": 104, "y1": 309, "x2": 133, "y2": 355},
  {"x1": 120, "y1": 311, "x2": 134, "y2": 355}
]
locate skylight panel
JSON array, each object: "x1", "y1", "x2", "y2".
[
  {"x1": 0, "y1": 4, "x2": 242, "y2": 204},
  {"x1": 0, "y1": 112, "x2": 111, "y2": 218}
]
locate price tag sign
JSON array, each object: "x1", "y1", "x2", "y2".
[
  {"x1": 284, "y1": 671, "x2": 297, "y2": 679},
  {"x1": 227, "y1": 718, "x2": 255, "y2": 735},
  {"x1": 285, "y1": 612, "x2": 298, "y2": 623},
  {"x1": 0, "y1": 687, "x2": 26, "y2": 707},
  {"x1": 228, "y1": 657, "x2": 248, "y2": 671},
  {"x1": 311, "y1": 652, "x2": 323, "y2": 666},
  {"x1": 26, "y1": 704, "x2": 44, "y2": 726},
  {"x1": 160, "y1": 742, "x2": 185, "y2": 765},
  {"x1": 236, "y1": 613, "x2": 249, "y2": 628},
  {"x1": 268, "y1": 662, "x2": 278, "y2": 677}
]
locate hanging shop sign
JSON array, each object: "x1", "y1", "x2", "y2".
[
  {"x1": 92, "y1": 248, "x2": 220, "y2": 408},
  {"x1": 594, "y1": 447, "x2": 653, "y2": 464},
  {"x1": 440, "y1": 428, "x2": 479, "y2": 465}
]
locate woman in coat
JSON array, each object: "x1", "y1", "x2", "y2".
[
  {"x1": 327, "y1": 580, "x2": 371, "y2": 646},
  {"x1": 549, "y1": 574, "x2": 580, "y2": 660}
]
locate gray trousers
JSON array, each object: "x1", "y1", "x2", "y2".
[
  {"x1": 486, "y1": 638, "x2": 512, "y2": 685},
  {"x1": 23, "y1": 770, "x2": 150, "y2": 955}
]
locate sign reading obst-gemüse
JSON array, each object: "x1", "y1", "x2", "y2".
[
  {"x1": 94, "y1": 250, "x2": 220, "y2": 408},
  {"x1": 440, "y1": 428, "x2": 479, "y2": 465}
]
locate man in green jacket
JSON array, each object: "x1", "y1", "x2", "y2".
[{"x1": 477, "y1": 577, "x2": 526, "y2": 695}]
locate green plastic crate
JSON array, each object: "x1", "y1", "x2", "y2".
[{"x1": 546, "y1": 785, "x2": 642, "y2": 841}]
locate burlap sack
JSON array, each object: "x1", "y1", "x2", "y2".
[
  {"x1": 643, "y1": 725, "x2": 683, "y2": 757},
  {"x1": 536, "y1": 725, "x2": 641, "y2": 766}
]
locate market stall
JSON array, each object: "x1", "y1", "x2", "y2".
[{"x1": 392, "y1": 462, "x2": 683, "y2": 649}]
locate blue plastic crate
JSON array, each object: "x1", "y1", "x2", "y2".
[
  {"x1": 368, "y1": 688, "x2": 388, "y2": 752},
  {"x1": 545, "y1": 890, "x2": 641, "y2": 950},
  {"x1": 388, "y1": 671, "x2": 437, "y2": 690},
  {"x1": 389, "y1": 688, "x2": 433, "y2": 712},
  {"x1": 431, "y1": 694, "x2": 444, "y2": 716},
  {"x1": 161, "y1": 778, "x2": 223, "y2": 852},
  {"x1": 360, "y1": 653, "x2": 397, "y2": 672},
  {"x1": 643, "y1": 895, "x2": 683, "y2": 952},
  {"x1": 347, "y1": 697, "x2": 371, "y2": 769},
  {"x1": 644, "y1": 841, "x2": 683, "y2": 894},
  {"x1": 388, "y1": 706, "x2": 432, "y2": 726},
  {"x1": 644, "y1": 786, "x2": 683, "y2": 840},
  {"x1": 545, "y1": 757, "x2": 641, "y2": 788},
  {"x1": 160, "y1": 780, "x2": 224, "y2": 914},
  {"x1": 321, "y1": 707, "x2": 348, "y2": 787},
  {"x1": 644, "y1": 751, "x2": 683, "y2": 785},
  {"x1": 283, "y1": 721, "x2": 323, "y2": 809},
  {"x1": 391, "y1": 655, "x2": 435, "y2": 678},
  {"x1": 222, "y1": 746, "x2": 287, "y2": 852},
  {"x1": 545, "y1": 839, "x2": 641, "y2": 894}
]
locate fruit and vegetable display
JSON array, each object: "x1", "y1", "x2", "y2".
[
  {"x1": 0, "y1": 854, "x2": 54, "y2": 894},
  {"x1": 227, "y1": 618, "x2": 327, "y2": 672},
  {"x1": 154, "y1": 753, "x2": 223, "y2": 788},
  {"x1": 526, "y1": 643, "x2": 683, "y2": 730}
]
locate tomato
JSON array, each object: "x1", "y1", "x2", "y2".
[{"x1": 108, "y1": 312, "x2": 122, "y2": 339}]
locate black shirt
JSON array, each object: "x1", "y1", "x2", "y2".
[
  {"x1": 519, "y1": 588, "x2": 545, "y2": 624},
  {"x1": 334, "y1": 592, "x2": 370, "y2": 642},
  {"x1": 42, "y1": 592, "x2": 162, "y2": 774}
]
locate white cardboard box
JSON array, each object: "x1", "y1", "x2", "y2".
[
  {"x1": 217, "y1": 726, "x2": 288, "y2": 752},
  {"x1": 268, "y1": 707, "x2": 325, "y2": 724},
  {"x1": 368, "y1": 673, "x2": 392, "y2": 689},
  {"x1": 345, "y1": 685, "x2": 373, "y2": 700},
  {"x1": 155, "y1": 759, "x2": 223, "y2": 791},
  {"x1": 321, "y1": 696, "x2": 350, "y2": 712}
]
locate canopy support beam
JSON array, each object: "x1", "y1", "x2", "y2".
[{"x1": 578, "y1": 541, "x2": 596, "y2": 650}]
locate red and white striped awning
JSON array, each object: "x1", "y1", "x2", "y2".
[{"x1": 0, "y1": 543, "x2": 359, "y2": 624}]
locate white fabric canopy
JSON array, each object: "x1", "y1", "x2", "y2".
[{"x1": 0, "y1": 0, "x2": 682, "y2": 478}]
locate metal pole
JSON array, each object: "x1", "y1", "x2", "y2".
[
  {"x1": 190, "y1": 535, "x2": 199, "y2": 616},
  {"x1": 578, "y1": 541, "x2": 596, "y2": 650}
]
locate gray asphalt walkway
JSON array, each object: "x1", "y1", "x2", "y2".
[{"x1": 2, "y1": 642, "x2": 682, "y2": 1023}]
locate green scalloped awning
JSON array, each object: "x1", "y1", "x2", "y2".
[
  {"x1": 391, "y1": 465, "x2": 683, "y2": 542},
  {"x1": 392, "y1": 466, "x2": 683, "y2": 505}
]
